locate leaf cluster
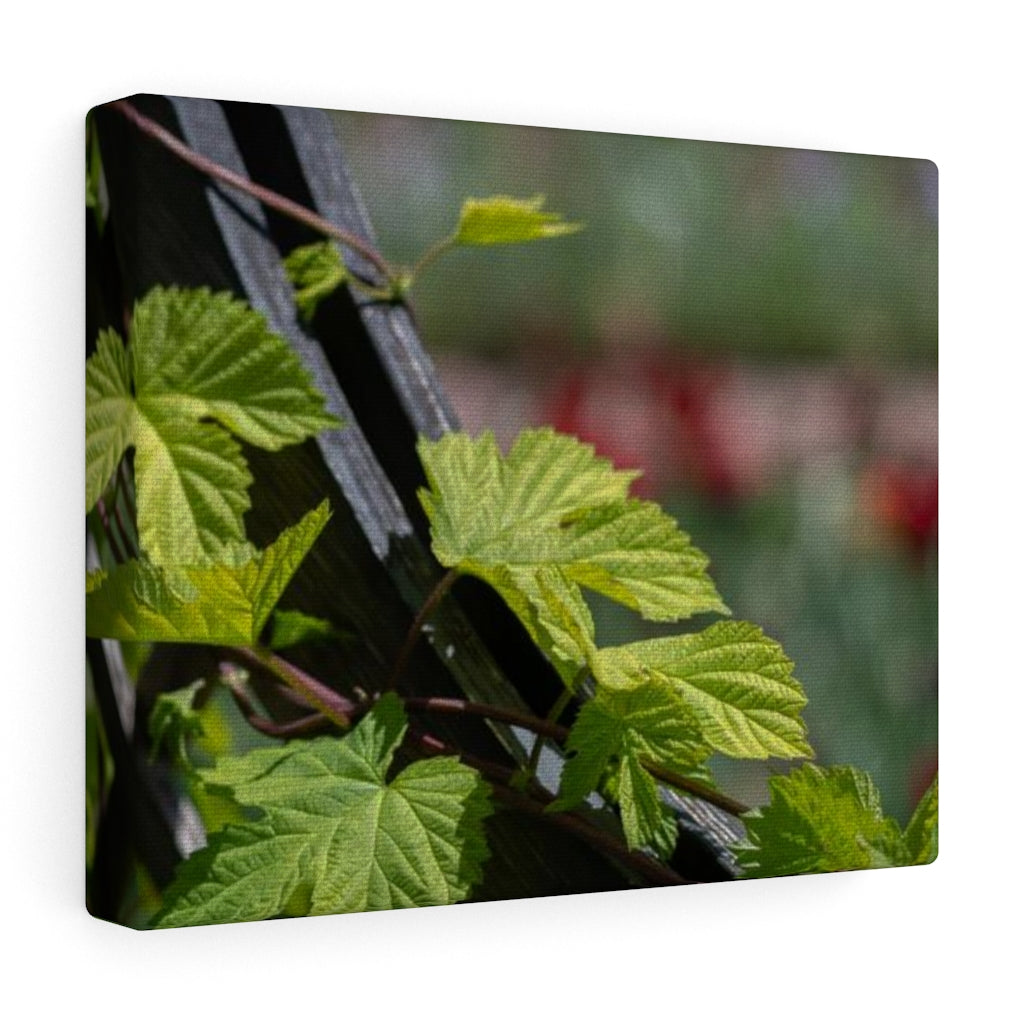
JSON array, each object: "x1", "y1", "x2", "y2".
[
  {"x1": 85, "y1": 190, "x2": 936, "y2": 930},
  {"x1": 282, "y1": 194, "x2": 581, "y2": 313},
  {"x1": 416, "y1": 429, "x2": 815, "y2": 855},
  {"x1": 154, "y1": 695, "x2": 492, "y2": 926},
  {"x1": 733, "y1": 767, "x2": 938, "y2": 876}
]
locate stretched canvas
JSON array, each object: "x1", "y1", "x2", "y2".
[{"x1": 85, "y1": 95, "x2": 937, "y2": 928}]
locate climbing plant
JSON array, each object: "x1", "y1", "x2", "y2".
[{"x1": 85, "y1": 100, "x2": 937, "y2": 928}]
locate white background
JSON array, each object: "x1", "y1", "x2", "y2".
[{"x1": 2, "y1": 2, "x2": 1017, "y2": 1020}]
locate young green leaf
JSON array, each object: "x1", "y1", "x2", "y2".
[
  {"x1": 903, "y1": 776, "x2": 938, "y2": 865},
  {"x1": 550, "y1": 681, "x2": 709, "y2": 857},
  {"x1": 149, "y1": 680, "x2": 206, "y2": 770},
  {"x1": 592, "y1": 620, "x2": 812, "y2": 761},
  {"x1": 452, "y1": 195, "x2": 582, "y2": 247},
  {"x1": 733, "y1": 764, "x2": 909, "y2": 878},
  {"x1": 417, "y1": 429, "x2": 726, "y2": 681},
  {"x1": 153, "y1": 694, "x2": 492, "y2": 926},
  {"x1": 266, "y1": 608, "x2": 344, "y2": 650},
  {"x1": 86, "y1": 501, "x2": 331, "y2": 645},
  {"x1": 85, "y1": 286, "x2": 341, "y2": 564},
  {"x1": 282, "y1": 241, "x2": 350, "y2": 320}
]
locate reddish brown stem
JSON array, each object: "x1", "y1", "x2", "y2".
[
  {"x1": 226, "y1": 682, "x2": 335, "y2": 739},
  {"x1": 408, "y1": 691, "x2": 748, "y2": 818},
  {"x1": 641, "y1": 759, "x2": 751, "y2": 818},
  {"x1": 107, "y1": 99, "x2": 391, "y2": 281},
  {"x1": 231, "y1": 646, "x2": 356, "y2": 729},
  {"x1": 407, "y1": 729, "x2": 691, "y2": 889},
  {"x1": 386, "y1": 568, "x2": 459, "y2": 692},
  {"x1": 404, "y1": 696, "x2": 569, "y2": 742}
]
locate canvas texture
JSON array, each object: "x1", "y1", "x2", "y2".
[{"x1": 85, "y1": 95, "x2": 937, "y2": 928}]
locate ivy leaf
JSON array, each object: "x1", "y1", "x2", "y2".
[
  {"x1": 85, "y1": 286, "x2": 341, "y2": 564},
  {"x1": 551, "y1": 681, "x2": 709, "y2": 857},
  {"x1": 733, "y1": 764, "x2": 909, "y2": 878},
  {"x1": 592, "y1": 621, "x2": 812, "y2": 761},
  {"x1": 452, "y1": 195, "x2": 582, "y2": 247},
  {"x1": 417, "y1": 429, "x2": 726, "y2": 681},
  {"x1": 282, "y1": 241, "x2": 350, "y2": 320},
  {"x1": 152, "y1": 694, "x2": 492, "y2": 926},
  {"x1": 903, "y1": 776, "x2": 938, "y2": 865},
  {"x1": 86, "y1": 501, "x2": 331, "y2": 645}
]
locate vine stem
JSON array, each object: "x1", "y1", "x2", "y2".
[
  {"x1": 641, "y1": 759, "x2": 751, "y2": 818},
  {"x1": 403, "y1": 696, "x2": 568, "y2": 742},
  {"x1": 107, "y1": 99, "x2": 392, "y2": 282},
  {"x1": 408, "y1": 687, "x2": 749, "y2": 818},
  {"x1": 223, "y1": 674, "x2": 337, "y2": 739},
  {"x1": 244, "y1": 672, "x2": 752, "y2": 818},
  {"x1": 525, "y1": 675, "x2": 579, "y2": 781},
  {"x1": 486, "y1": 782, "x2": 691, "y2": 888},
  {"x1": 230, "y1": 646, "x2": 357, "y2": 729},
  {"x1": 408, "y1": 729, "x2": 691, "y2": 889},
  {"x1": 409, "y1": 235, "x2": 456, "y2": 284},
  {"x1": 386, "y1": 568, "x2": 459, "y2": 691}
]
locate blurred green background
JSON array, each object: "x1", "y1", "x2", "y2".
[
  {"x1": 333, "y1": 111, "x2": 937, "y2": 362},
  {"x1": 331, "y1": 109, "x2": 937, "y2": 823}
]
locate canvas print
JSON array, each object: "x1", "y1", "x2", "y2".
[{"x1": 85, "y1": 95, "x2": 937, "y2": 928}]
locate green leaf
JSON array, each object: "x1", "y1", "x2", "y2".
[
  {"x1": 149, "y1": 680, "x2": 206, "y2": 770},
  {"x1": 618, "y1": 753, "x2": 679, "y2": 861},
  {"x1": 86, "y1": 501, "x2": 331, "y2": 645},
  {"x1": 903, "y1": 776, "x2": 938, "y2": 865},
  {"x1": 85, "y1": 286, "x2": 341, "y2": 564},
  {"x1": 551, "y1": 681, "x2": 709, "y2": 857},
  {"x1": 452, "y1": 195, "x2": 582, "y2": 246},
  {"x1": 153, "y1": 694, "x2": 492, "y2": 926},
  {"x1": 733, "y1": 764, "x2": 909, "y2": 878},
  {"x1": 266, "y1": 609, "x2": 343, "y2": 650},
  {"x1": 527, "y1": 567, "x2": 598, "y2": 684},
  {"x1": 282, "y1": 241, "x2": 350, "y2": 320},
  {"x1": 85, "y1": 328, "x2": 134, "y2": 514},
  {"x1": 417, "y1": 429, "x2": 726, "y2": 681},
  {"x1": 592, "y1": 621, "x2": 812, "y2": 761}
]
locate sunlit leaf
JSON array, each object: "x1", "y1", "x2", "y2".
[
  {"x1": 592, "y1": 621, "x2": 812, "y2": 760},
  {"x1": 733, "y1": 764, "x2": 909, "y2": 878},
  {"x1": 283, "y1": 241, "x2": 350, "y2": 320},
  {"x1": 452, "y1": 195, "x2": 582, "y2": 247},
  {"x1": 149, "y1": 680, "x2": 206, "y2": 770},
  {"x1": 153, "y1": 694, "x2": 492, "y2": 926},
  {"x1": 903, "y1": 776, "x2": 938, "y2": 865},
  {"x1": 417, "y1": 429, "x2": 725, "y2": 682},
  {"x1": 86, "y1": 502, "x2": 331, "y2": 645},
  {"x1": 85, "y1": 286, "x2": 341, "y2": 564},
  {"x1": 551, "y1": 681, "x2": 709, "y2": 857}
]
